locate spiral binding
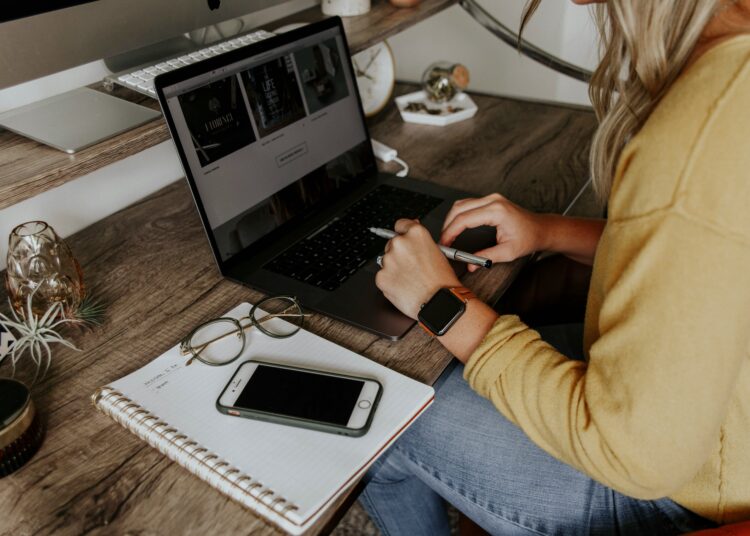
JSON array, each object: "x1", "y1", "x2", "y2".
[{"x1": 91, "y1": 387, "x2": 300, "y2": 526}]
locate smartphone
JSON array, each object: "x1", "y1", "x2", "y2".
[{"x1": 217, "y1": 360, "x2": 382, "y2": 437}]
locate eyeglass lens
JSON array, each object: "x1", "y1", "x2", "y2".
[
  {"x1": 188, "y1": 319, "x2": 244, "y2": 365},
  {"x1": 253, "y1": 297, "x2": 304, "y2": 338}
]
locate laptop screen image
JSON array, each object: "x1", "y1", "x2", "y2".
[{"x1": 160, "y1": 23, "x2": 373, "y2": 264}]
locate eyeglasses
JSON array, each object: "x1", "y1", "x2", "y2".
[{"x1": 179, "y1": 296, "x2": 307, "y2": 366}]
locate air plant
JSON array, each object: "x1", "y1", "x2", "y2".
[
  {"x1": 71, "y1": 294, "x2": 107, "y2": 327},
  {"x1": 0, "y1": 287, "x2": 81, "y2": 385}
]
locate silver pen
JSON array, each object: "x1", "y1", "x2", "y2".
[{"x1": 369, "y1": 227, "x2": 493, "y2": 269}]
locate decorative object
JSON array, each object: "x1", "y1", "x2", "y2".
[
  {"x1": 0, "y1": 288, "x2": 80, "y2": 385},
  {"x1": 352, "y1": 41, "x2": 396, "y2": 117},
  {"x1": 6, "y1": 221, "x2": 84, "y2": 318},
  {"x1": 396, "y1": 90, "x2": 478, "y2": 126},
  {"x1": 72, "y1": 294, "x2": 107, "y2": 327},
  {"x1": 421, "y1": 62, "x2": 470, "y2": 103},
  {"x1": 0, "y1": 378, "x2": 44, "y2": 478},
  {"x1": 321, "y1": 0, "x2": 371, "y2": 17}
]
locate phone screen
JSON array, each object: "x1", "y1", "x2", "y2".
[{"x1": 234, "y1": 365, "x2": 365, "y2": 425}]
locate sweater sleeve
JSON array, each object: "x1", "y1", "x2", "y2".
[{"x1": 464, "y1": 211, "x2": 750, "y2": 499}]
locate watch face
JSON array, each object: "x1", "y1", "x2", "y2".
[{"x1": 418, "y1": 288, "x2": 466, "y2": 336}]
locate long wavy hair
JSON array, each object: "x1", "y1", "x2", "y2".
[{"x1": 521, "y1": 0, "x2": 720, "y2": 203}]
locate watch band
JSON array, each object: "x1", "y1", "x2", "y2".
[
  {"x1": 418, "y1": 286, "x2": 477, "y2": 336},
  {"x1": 447, "y1": 286, "x2": 477, "y2": 303}
]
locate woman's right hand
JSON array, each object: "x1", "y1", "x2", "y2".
[{"x1": 440, "y1": 193, "x2": 546, "y2": 272}]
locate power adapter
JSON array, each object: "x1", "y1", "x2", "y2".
[{"x1": 371, "y1": 139, "x2": 409, "y2": 177}]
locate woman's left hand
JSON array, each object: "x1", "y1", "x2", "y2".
[{"x1": 375, "y1": 219, "x2": 462, "y2": 319}]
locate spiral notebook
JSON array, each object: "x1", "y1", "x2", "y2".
[{"x1": 92, "y1": 302, "x2": 434, "y2": 535}]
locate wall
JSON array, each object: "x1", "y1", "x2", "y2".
[
  {"x1": 0, "y1": 0, "x2": 599, "y2": 270},
  {"x1": 388, "y1": 1, "x2": 598, "y2": 105}
]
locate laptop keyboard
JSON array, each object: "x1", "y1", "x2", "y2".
[{"x1": 265, "y1": 185, "x2": 442, "y2": 291}]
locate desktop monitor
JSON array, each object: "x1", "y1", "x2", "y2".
[{"x1": 0, "y1": 0, "x2": 304, "y2": 90}]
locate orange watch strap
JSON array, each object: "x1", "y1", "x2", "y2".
[
  {"x1": 448, "y1": 286, "x2": 476, "y2": 303},
  {"x1": 418, "y1": 322, "x2": 435, "y2": 336}
]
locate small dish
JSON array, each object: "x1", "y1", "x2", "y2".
[{"x1": 395, "y1": 90, "x2": 478, "y2": 126}]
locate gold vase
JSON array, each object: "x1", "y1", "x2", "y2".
[{"x1": 5, "y1": 221, "x2": 84, "y2": 317}]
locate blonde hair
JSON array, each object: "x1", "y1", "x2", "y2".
[{"x1": 521, "y1": 0, "x2": 720, "y2": 203}]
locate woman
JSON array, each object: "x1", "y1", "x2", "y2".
[{"x1": 361, "y1": 0, "x2": 750, "y2": 534}]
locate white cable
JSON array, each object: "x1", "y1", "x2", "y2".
[
  {"x1": 393, "y1": 156, "x2": 409, "y2": 177},
  {"x1": 561, "y1": 177, "x2": 592, "y2": 217},
  {"x1": 371, "y1": 139, "x2": 409, "y2": 177}
]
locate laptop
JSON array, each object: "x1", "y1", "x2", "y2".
[{"x1": 155, "y1": 17, "x2": 493, "y2": 340}]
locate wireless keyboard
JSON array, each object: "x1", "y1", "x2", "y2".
[{"x1": 103, "y1": 30, "x2": 275, "y2": 98}]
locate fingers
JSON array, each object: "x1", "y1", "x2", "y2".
[
  {"x1": 471, "y1": 244, "x2": 518, "y2": 264},
  {"x1": 374, "y1": 269, "x2": 386, "y2": 290},
  {"x1": 464, "y1": 243, "x2": 518, "y2": 273},
  {"x1": 382, "y1": 219, "x2": 427, "y2": 265},
  {"x1": 440, "y1": 204, "x2": 501, "y2": 247},
  {"x1": 394, "y1": 218, "x2": 420, "y2": 234},
  {"x1": 442, "y1": 193, "x2": 504, "y2": 232}
]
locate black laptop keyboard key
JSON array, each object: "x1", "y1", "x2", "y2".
[{"x1": 265, "y1": 185, "x2": 442, "y2": 291}]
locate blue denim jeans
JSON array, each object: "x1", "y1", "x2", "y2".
[{"x1": 360, "y1": 324, "x2": 716, "y2": 535}]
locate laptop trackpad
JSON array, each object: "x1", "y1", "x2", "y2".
[{"x1": 319, "y1": 272, "x2": 415, "y2": 340}]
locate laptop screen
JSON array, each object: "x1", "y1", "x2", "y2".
[{"x1": 160, "y1": 22, "x2": 372, "y2": 264}]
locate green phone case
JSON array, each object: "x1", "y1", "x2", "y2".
[{"x1": 216, "y1": 359, "x2": 383, "y2": 437}]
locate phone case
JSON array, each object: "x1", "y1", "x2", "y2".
[{"x1": 216, "y1": 360, "x2": 383, "y2": 437}]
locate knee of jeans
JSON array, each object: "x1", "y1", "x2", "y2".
[
  {"x1": 366, "y1": 364, "x2": 468, "y2": 485},
  {"x1": 366, "y1": 446, "x2": 414, "y2": 485}
]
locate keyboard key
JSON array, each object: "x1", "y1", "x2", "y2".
[
  {"x1": 111, "y1": 30, "x2": 274, "y2": 98},
  {"x1": 266, "y1": 187, "x2": 441, "y2": 290}
]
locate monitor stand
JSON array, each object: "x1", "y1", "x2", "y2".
[{"x1": 0, "y1": 87, "x2": 160, "y2": 154}]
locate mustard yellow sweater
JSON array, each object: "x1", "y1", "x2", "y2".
[{"x1": 465, "y1": 35, "x2": 750, "y2": 524}]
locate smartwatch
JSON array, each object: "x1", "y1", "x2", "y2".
[{"x1": 418, "y1": 287, "x2": 476, "y2": 336}]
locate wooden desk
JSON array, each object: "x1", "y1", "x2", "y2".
[{"x1": 0, "y1": 84, "x2": 597, "y2": 535}]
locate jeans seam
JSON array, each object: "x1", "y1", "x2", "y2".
[
  {"x1": 369, "y1": 456, "x2": 412, "y2": 485},
  {"x1": 359, "y1": 489, "x2": 395, "y2": 536},
  {"x1": 369, "y1": 475, "x2": 411, "y2": 485},
  {"x1": 397, "y1": 446, "x2": 550, "y2": 536}
]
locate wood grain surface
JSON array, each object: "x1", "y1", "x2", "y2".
[
  {"x1": 0, "y1": 0, "x2": 457, "y2": 212},
  {"x1": 0, "y1": 85, "x2": 597, "y2": 535}
]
